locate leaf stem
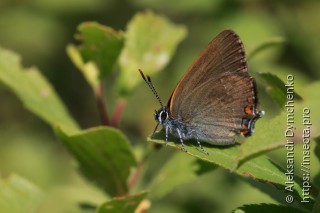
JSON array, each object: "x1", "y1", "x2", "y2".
[
  {"x1": 94, "y1": 83, "x2": 110, "y2": 126},
  {"x1": 111, "y1": 99, "x2": 126, "y2": 127},
  {"x1": 128, "y1": 159, "x2": 145, "y2": 189}
]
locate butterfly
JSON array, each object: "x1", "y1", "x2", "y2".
[{"x1": 139, "y1": 30, "x2": 264, "y2": 154}]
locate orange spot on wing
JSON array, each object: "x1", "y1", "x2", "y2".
[
  {"x1": 245, "y1": 105, "x2": 253, "y2": 115},
  {"x1": 240, "y1": 124, "x2": 249, "y2": 136},
  {"x1": 244, "y1": 97, "x2": 254, "y2": 115}
]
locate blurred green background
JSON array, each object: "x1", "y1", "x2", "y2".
[{"x1": 0, "y1": 0, "x2": 319, "y2": 212}]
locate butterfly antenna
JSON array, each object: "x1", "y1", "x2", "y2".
[{"x1": 138, "y1": 69, "x2": 163, "y2": 107}]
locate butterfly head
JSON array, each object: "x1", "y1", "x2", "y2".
[{"x1": 154, "y1": 106, "x2": 170, "y2": 124}]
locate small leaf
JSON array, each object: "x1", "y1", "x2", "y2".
[
  {"x1": 0, "y1": 174, "x2": 43, "y2": 213},
  {"x1": 67, "y1": 44, "x2": 100, "y2": 90},
  {"x1": 97, "y1": 191, "x2": 148, "y2": 213},
  {"x1": 55, "y1": 126, "x2": 137, "y2": 196},
  {"x1": 233, "y1": 203, "x2": 306, "y2": 213},
  {"x1": 257, "y1": 72, "x2": 302, "y2": 106},
  {"x1": 117, "y1": 10, "x2": 187, "y2": 96},
  {"x1": 76, "y1": 22, "x2": 124, "y2": 78},
  {"x1": 0, "y1": 47, "x2": 79, "y2": 134}
]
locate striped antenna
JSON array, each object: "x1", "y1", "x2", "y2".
[{"x1": 138, "y1": 69, "x2": 163, "y2": 107}]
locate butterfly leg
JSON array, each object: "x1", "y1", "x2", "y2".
[
  {"x1": 196, "y1": 137, "x2": 208, "y2": 155},
  {"x1": 152, "y1": 123, "x2": 159, "y2": 136},
  {"x1": 165, "y1": 125, "x2": 169, "y2": 146},
  {"x1": 176, "y1": 128, "x2": 187, "y2": 152}
]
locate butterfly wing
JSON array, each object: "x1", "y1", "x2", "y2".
[{"x1": 168, "y1": 30, "x2": 260, "y2": 144}]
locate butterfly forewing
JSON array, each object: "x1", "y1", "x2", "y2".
[{"x1": 168, "y1": 30, "x2": 259, "y2": 144}]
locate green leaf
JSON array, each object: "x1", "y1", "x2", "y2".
[
  {"x1": 236, "y1": 157, "x2": 304, "y2": 200},
  {"x1": 0, "y1": 174, "x2": 43, "y2": 213},
  {"x1": 76, "y1": 22, "x2": 124, "y2": 78},
  {"x1": 0, "y1": 47, "x2": 79, "y2": 134},
  {"x1": 55, "y1": 126, "x2": 136, "y2": 197},
  {"x1": 243, "y1": 174, "x2": 310, "y2": 211},
  {"x1": 148, "y1": 151, "x2": 216, "y2": 199},
  {"x1": 257, "y1": 72, "x2": 302, "y2": 106},
  {"x1": 148, "y1": 133, "x2": 304, "y2": 199},
  {"x1": 149, "y1": 131, "x2": 241, "y2": 170},
  {"x1": 237, "y1": 112, "x2": 287, "y2": 163},
  {"x1": 97, "y1": 191, "x2": 148, "y2": 213},
  {"x1": 67, "y1": 44, "x2": 100, "y2": 90},
  {"x1": 233, "y1": 203, "x2": 306, "y2": 213},
  {"x1": 117, "y1": 10, "x2": 187, "y2": 96}
]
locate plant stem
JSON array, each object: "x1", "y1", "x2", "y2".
[
  {"x1": 94, "y1": 84, "x2": 110, "y2": 126},
  {"x1": 127, "y1": 159, "x2": 145, "y2": 189},
  {"x1": 127, "y1": 148, "x2": 154, "y2": 189},
  {"x1": 111, "y1": 99, "x2": 126, "y2": 127}
]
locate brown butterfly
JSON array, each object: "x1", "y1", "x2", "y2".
[{"x1": 139, "y1": 30, "x2": 264, "y2": 154}]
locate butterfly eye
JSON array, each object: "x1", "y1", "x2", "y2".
[{"x1": 160, "y1": 111, "x2": 168, "y2": 121}]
